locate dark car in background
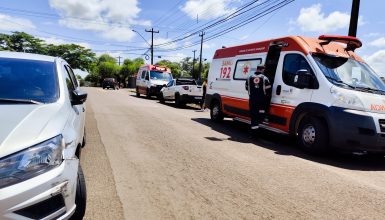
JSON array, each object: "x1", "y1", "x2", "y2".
[{"x1": 102, "y1": 78, "x2": 119, "y2": 90}]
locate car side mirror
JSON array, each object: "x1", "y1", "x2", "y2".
[
  {"x1": 71, "y1": 89, "x2": 88, "y2": 105},
  {"x1": 293, "y1": 69, "x2": 313, "y2": 89}
]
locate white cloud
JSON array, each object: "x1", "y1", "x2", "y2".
[
  {"x1": 365, "y1": 50, "x2": 385, "y2": 76},
  {"x1": 181, "y1": 0, "x2": 236, "y2": 20},
  {"x1": 295, "y1": 4, "x2": 359, "y2": 33},
  {"x1": 365, "y1": 32, "x2": 381, "y2": 38},
  {"x1": 369, "y1": 37, "x2": 385, "y2": 48},
  {"x1": 40, "y1": 36, "x2": 91, "y2": 48},
  {"x1": 239, "y1": 35, "x2": 249, "y2": 40},
  {"x1": 164, "y1": 53, "x2": 187, "y2": 63},
  {"x1": 0, "y1": 13, "x2": 35, "y2": 31},
  {"x1": 49, "y1": 0, "x2": 150, "y2": 42},
  {"x1": 203, "y1": 42, "x2": 215, "y2": 49},
  {"x1": 154, "y1": 37, "x2": 178, "y2": 50}
]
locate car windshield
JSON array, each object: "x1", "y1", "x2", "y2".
[
  {"x1": 0, "y1": 58, "x2": 59, "y2": 103},
  {"x1": 150, "y1": 71, "x2": 172, "y2": 81},
  {"x1": 313, "y1": 53, "x2": 385, "y2": 93}
]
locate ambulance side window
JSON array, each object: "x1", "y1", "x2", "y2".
[
  {"x1": 283, "y1": 54, "x2": 314, "y2": 87},
  {"x1": 233, "y1": 58, "x2": 262, "y2": 80}
]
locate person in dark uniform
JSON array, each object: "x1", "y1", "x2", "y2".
[{"x1": 246, "y1": 65, "x2": 271, "y2": 130}]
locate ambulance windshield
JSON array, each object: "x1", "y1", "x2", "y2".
[
  {"x1": 313, "y1": 53, "x2": 385, "y2": 93},
  {"x1": 150, "y1": 71, "x2": 172, "y2": 81}
]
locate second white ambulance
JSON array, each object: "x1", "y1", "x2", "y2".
[
  {"x1": 136, "y1": 64, "x2": 173, "y2": 98},
  {"x1": 206, "y1": 35, "x2": 385, "y2": 155}
]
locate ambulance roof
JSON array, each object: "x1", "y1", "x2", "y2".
[
  {"x1": 141, "y1": 64, "x2": 172, "y2": 72},
  {"x1": 213, "y1": 35, "x2": 363, "y2": 62}
]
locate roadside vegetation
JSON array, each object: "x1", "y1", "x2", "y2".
[{"x1": 0, "y1": 32, "x2": 210, "y2": 86}]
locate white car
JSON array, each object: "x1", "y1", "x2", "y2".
[
  {"x1": 159, "y1": 78, "x2": 203, "y2": 107},
  {"x1": 0, "y1": 52, "x2": 87, "y2": 220}
]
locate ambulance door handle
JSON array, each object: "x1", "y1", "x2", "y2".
[{"x1": 276, "y1": 85, "x2": 281, "y2": 95}]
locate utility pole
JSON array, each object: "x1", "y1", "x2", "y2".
[
  {"x1": 348, "y1": 0, "x2": 360, "y2": 37},
  {"x1": 198, "y1": 32, "x2": 205, "y2": 81},
  {"x1": 116, "y1": 56, "x2": 122, "y2": 66},
  {"x1": 192, "y1": 50, "x2": 197, "y2": 78},
  {"x1": 145, "y1": 28, "x2": 159, "y2": 65}
]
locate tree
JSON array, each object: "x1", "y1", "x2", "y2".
[
  {"x1": 156, "y1": 59, "x2": 182, "y2": 78},
  {"x1": 76, "y1": 74, "x2": 85, "y2": 86},
  {"x1": 84, "y1": 72, "x2": 100, "y2": 86},
  {"x1": 97, "y1": 54, "x2": 117, "y2": 64},
  {"x1": 0, "y1": 32, "x2": 45, "y2": 54},
  {"x1": 46, "y1": 44, "x2": 96, "y2": 71}
]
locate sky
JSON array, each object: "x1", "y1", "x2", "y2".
[{"x1": 0, "y1": 0, "x2": 384, "y2": 76}]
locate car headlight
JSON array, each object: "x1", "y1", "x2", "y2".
[
  {"x1": 331, "y1": 87, "x2": 365, "y2": 111},
  {"x1": 0, "y1": 135, "x2": 63, "y2": 189}
]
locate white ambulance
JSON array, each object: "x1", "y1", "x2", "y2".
[
  {"x1": 205, "y1": 35, "x2": 385, "y2": 154},
  {"x1": 136, "y1": 64, "x2": 173, "y2": 98}
]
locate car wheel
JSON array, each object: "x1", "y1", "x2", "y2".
[
  {"x1": 136, "y1": 87, "x2": 140, "y2": 97},
  {"x1": 298, "y1": 117, "x2": 329, "y2": 154},
  {"x1": 70, "y1": 165, "x2": 87, "y2": 220},
  {"x1": 175, "y1": 93, "x2": 184, "y2": 108},
  {"x1": 159, "y1": 93, "x2": 165, "y2": 104},
  {"x1": 146, "y1": 88, "x2": 151, "y2": 98},
  {"x1": 210, "y1": 100, "x2": 224, "y2": 122}
]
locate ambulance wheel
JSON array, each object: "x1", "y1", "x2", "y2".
[
  {"x1": 210, "y1": 100, "x2": 224, "y2": 122},
  {"x1": 159, "y1": 93, "x2": 165, "y2": 104},
  {"x1": 70, "y1": 165, "x2": 87, "y2": 220},
  {"x1": 136, "y1": 87, "x2": 140, "y2": 97},
  {"x1": 298, "y1": 117, "x2": 329, "y2": 154},
  {"x1": 146, "y1": 89, "x2": 151, "y2": 98}
]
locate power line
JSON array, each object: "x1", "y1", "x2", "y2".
[{"x1": 155, "y1": 0, "x2": 293, "y2": 52}]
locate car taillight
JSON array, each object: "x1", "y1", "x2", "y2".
[{"x1": 182, "y1": 86, "x2": 189, "y2": 90}]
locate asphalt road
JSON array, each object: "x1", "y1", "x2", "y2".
[{"x1": 81, "y1": 87, "x2": 385, "y2": 220}]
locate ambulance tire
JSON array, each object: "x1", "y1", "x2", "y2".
[
  {"x1": 298, "y1": 117, "x2": 329, "y2": 155},
  {"x1": 159, "y1": 93, "x2": 165, "y2": 104},
  {"x1": 136, "y1": 87, "x2": 140, "y2": 97},
  {"x1": 175, "y1": 93, "x2": 184, "y2": 108},
  {"x1": 210, "y1": 100, "x2": 224, "y2": 122},
  {"x1": 70, "y1": 165, "x2": 87, "y2": 220},
  {"x1": 146, "y1": 89, "x2": 151, "y2": 99}
]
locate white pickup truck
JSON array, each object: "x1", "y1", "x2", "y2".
[{"x1": 159, "y1": 78, "x2": 203, "y2": 107}]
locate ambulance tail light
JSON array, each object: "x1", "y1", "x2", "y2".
[
  {"x1": 182, "y1": 86, "x2": 189, "y2": 90},
  {"x1": 318, "y1": 35, "x2": 362, "y2": 51}
]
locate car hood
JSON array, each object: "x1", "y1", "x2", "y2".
[{"x1": 0, "y1": 103, "x2": 68, "y2": 158}]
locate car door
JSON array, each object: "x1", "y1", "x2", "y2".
[
  {"x1": 163, "y1": 80, "x2": 175, "y2": 99},
  {"x1": 63, "y1": 64, "x2": 84, "y2": 144}
]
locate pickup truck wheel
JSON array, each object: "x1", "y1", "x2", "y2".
[
  {"x1": 70, "y1": 165, "x2": 87, "y2": 220},
  {"x1": 159, "y1": 93, "x2": 165, "y2": 104},
  {"x1": 298, "y1": 117, "x2": 329, "y2": 155},
  {"x1": 136, "y1": 87, "x2": 140, "y2": 97},
  {"x1": 175, "y1": 93, "x2": 184, "y2": 108},
  {"x1": 210, "y1": 100, "x2": 224, "y2": 122}
]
